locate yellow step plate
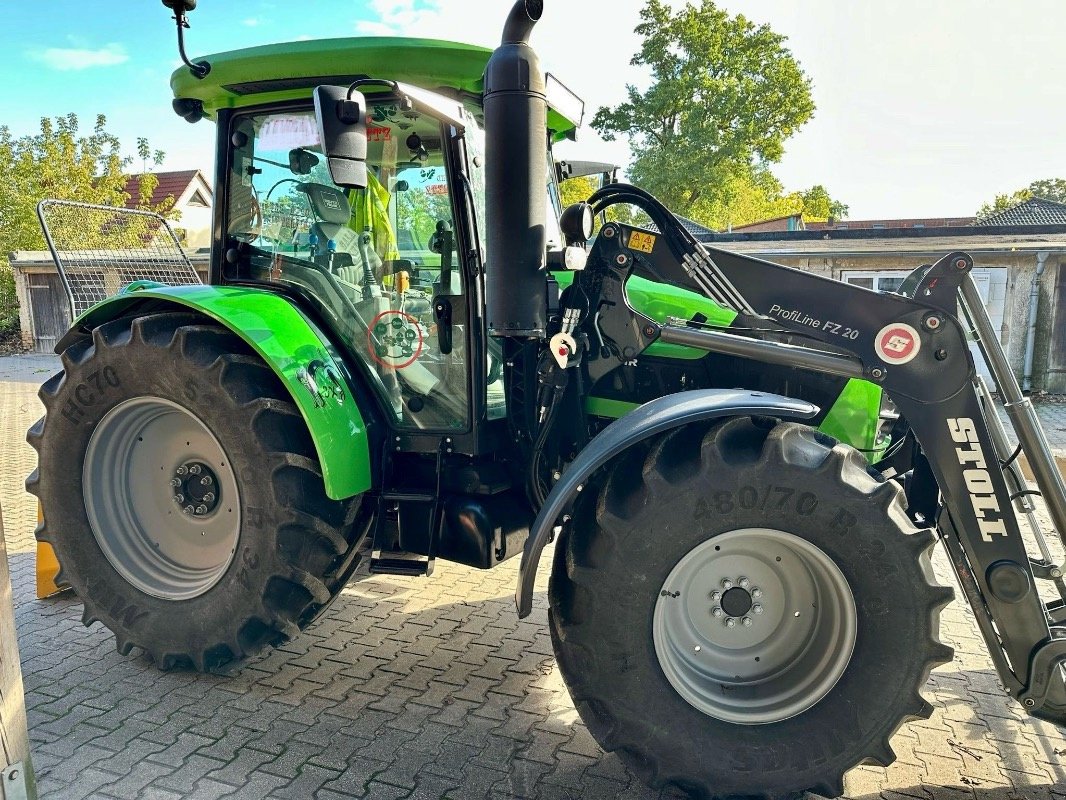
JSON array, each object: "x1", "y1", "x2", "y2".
[{"x1": 36, "y1": 503, "x2": 69, "y2": 599}]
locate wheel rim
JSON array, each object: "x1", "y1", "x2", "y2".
[
  {"x1": 83, "y1": 396, "x2": 241, "y2": 601},
  {"x1": 653, "y1": 527, "x2": 857, "y2": 725}
]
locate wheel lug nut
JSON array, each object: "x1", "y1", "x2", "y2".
[
  {"x1": 203, "y1": 492, "x2": 215, "y2": 503},
  {"x1": 174, "y1": 493, "x2": 185, "y2": 504},
  {"x1": 710, "y1": 591, "x2": 721, "y2": 602},
  {"x1": 721, "y1": 579, "x2": 733, "y2": 589},
  {"x1": 742, "y1": 617, "x2": 753, "y2": 627},
  {"x1": 711, "y1": 608, "x2": 724, "y2": 618},
  {"x1": 176, "y1": 466, "x2": 188, "y2": 476},
  {"x1": 751, "y1": 588, "x2": 762, "y2": 598},
  {"x1": 189, "y1": 465, "x2": 202, "y2": 475},
  {"x1": 725, "y1": 618, "x2": 737, "y2": 628},
  {"x1": 183, "y1": 505, "x2": 194, "y2": 514},
  {"x1": 753, "y1": 604, "x2": 764, "y2": 614},
  {"x1": 738, "y1": 577, "x2": 750, "y2": 588},
  {"x1": 200, "y1": 475, "x2": 212, "y2": 486},
  {"x1": 195, "y1": 504, "x2": 208, "y2": 515},
  {"x1": 170, "y1": 478, "x2": 182, "y2": 488}
]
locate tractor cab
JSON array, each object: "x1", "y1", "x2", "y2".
[{"x1": 171, "y1": 37, "x2": 582, "y2": 445}]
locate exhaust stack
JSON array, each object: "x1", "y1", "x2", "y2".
[{"x1": 484, "y1": 0, "x2": 547, "y2": 337}]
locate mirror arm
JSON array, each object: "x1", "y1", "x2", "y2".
[{"x1": 163, "y1": 1, "x2": 211, "y2": 79}]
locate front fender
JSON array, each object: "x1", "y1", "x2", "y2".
[
  {"x1": 59, "y1": 283, "x2": 372, "y2": 501},
  {"x1": 515, "y1": 389, "x2": 819, "y2": 617}
]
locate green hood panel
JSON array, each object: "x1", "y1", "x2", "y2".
[
  {"x1": 554, "y1": 271, "x2": 737, "y2": 360},
  {"x1": 72, "y1": 284, "x2": 372, "y2": 500},
  {"x1": 565, "y1": 272, "x2": 883, "y2": 453},
  {"x1": 818, "y1": 378, "x2": 886, "y2": 456}
]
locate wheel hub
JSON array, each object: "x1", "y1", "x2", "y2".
[
  {"x1": 171, "y1": 461, "x2": 221, "y2": 516},
  {"x1": 653, "y1": 527, "x2": 857, "y2": 725},
  {"x1": 719, "y1": 584, "x2": 754, "y2": 619}
]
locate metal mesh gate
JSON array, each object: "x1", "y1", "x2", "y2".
[{"x1": 36, "y1": 199, "x2": 203, "y2": 320}]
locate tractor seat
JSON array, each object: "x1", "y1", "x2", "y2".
[{"x1": 298, "y1": 183, "x2": 380, "y2": 286}]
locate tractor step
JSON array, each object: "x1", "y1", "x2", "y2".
[{"x1": 369, "y1": 553, "x2": 435, "y2": 577}]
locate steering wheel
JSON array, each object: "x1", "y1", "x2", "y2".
[{"x1": 230, "y1": 192, "x2": 263, "y2": 243}]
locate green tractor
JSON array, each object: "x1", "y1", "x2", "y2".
[{"x1": 27, "y1": 1, "x2": 1066, "y2": 797}]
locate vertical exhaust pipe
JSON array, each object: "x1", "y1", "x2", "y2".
[{"x1": 484, "y1": 0, "x2": 547, "y2": 337}]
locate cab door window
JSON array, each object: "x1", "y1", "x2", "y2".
[{"x1": 225, "y1": 105, "x2": 469, "y2": 430}]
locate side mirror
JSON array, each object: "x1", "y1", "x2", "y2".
[
  {"x1": 288, "y1": 148, "x2": 320, "y2": 176},
  {"x1": 313, "y1": 85, "x2": 369, "y2": 190}
]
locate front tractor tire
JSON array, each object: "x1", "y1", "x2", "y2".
[
  {"x1": 549, "y1": 418, "x2": 954, "y2": 799},
  {"x1": 27, "y1": 312, "x2": 369, "y2": 672}
]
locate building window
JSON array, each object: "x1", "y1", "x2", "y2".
[
  {"x1": 187, "y1": 190, "x2": 210, "y2": 208},
  {"x1": 841, "y1": 271, "x2": 905, "y2": 293}
]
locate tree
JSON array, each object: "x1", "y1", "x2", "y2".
[
  {"x1": 0, "y1": 113, "x2": 167, "y2": 255},
  {"x1": 0, "y1": 114, "x2": 167, "y2": 341},
  {"x1": 977, "y1": 178, "x2": 1066, "y2": 220},
  {"x1": 593, "y1": 0, "x2": 816, "y2": 217},
  {"x1": 560, "y1": 175, "x2": 599, "y2": 208}
]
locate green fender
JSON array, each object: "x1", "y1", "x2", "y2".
[{"x1": 66, "y1": 282, "x2": 372, "y2": 500}]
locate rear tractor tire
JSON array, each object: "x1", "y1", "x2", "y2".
[
  {"x1": 549, "y1": 417, "x2": 954, "y2": 799},
  {"x1": 27, "y1": 312, "x2": 369, "y2": 672}
]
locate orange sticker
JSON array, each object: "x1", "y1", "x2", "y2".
[
  {"x1": 367, "y1": 126, "x2": 392, "y2": 142},
  {"x1": 629, "y1": 231, "x2": 656, "y2": 254}
]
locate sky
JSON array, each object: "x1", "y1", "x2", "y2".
[{"x1": 2, "y1": 0, "x2": 1064, "y2": 220}]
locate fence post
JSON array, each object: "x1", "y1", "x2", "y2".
[{"x1": 0, "y1": 504, "x2": 35, "y2": 799}]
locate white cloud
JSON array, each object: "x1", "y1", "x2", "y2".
[
  {"x1": 354, "y1": 21, "x2": 400, "y2": 36},
  {"x1": 242, "y1": 17, "x2": 262, "y2": 27},
  {"x1": 31, "y1": 42, "x2": 128, "y2": 71}
]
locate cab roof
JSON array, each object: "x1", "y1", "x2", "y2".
[{"x1": 171, "y1": 37, "x2": 580, "y2": 140}]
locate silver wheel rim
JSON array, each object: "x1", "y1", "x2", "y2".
[
  {"x1": 83, "y1": 396, "x2": 241, "y2": 601},
  {"x1": 653, "y1": 527, "x2": 857, "y2": 724}
]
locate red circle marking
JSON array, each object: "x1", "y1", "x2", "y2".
[
  {"x1": 876, "y1": 324, "x2": 919, "y2": 364},
  {"x1": 367, "y1": 310, "x2": 424, "y2": 371}
]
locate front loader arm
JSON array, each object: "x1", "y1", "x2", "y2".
[{"x1": 531, "y1": 217, "x2": 1066, "y2": 720}]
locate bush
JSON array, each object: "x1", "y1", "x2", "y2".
[{"x1": 0, "y1": 263, "x2": 19, "y2": 336}]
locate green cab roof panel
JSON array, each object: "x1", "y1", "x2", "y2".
[{"x1": 171, "y1": 37, "x2": 579, "y2": 137}]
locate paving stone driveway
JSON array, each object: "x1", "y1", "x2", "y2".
[{"x1": 2, "y1": 354, "x2": 1066, "y2": 799}]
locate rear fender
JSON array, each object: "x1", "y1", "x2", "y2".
[
  {"x1": 515, "y1": 389, "x2": 819, "y2": 617},
  {"x1": 58, "y1": 283, "x2": 372, "y2": 500}
]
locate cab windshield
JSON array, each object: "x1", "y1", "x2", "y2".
[{"x1": 225, "y1": 101, "x2": 484, "y2": 430}]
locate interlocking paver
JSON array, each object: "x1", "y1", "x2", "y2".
[{"x1": 4, "y1": 352, "x2": 1066, "y2": 798}]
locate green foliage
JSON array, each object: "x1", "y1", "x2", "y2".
[
  {"x1": 558, "y1": 175, "x2": 644, "y2": 228},
  {"x1": 0, "y1": 264, "x2": 18, "y2": 338},
  {"x1": 0, "y1": 113, "x2": 167, "y2": 256},
  {"x1": 591, "y1": 0, "x2": 846, "y2": 231},
  {"x1": 593, "y1": 0, "x2": 815, "y2": 215},
  {"x1": 560, "y1": 175, "x2": 599, "y2": 208},
  {"x1": 0, "y1": 113, "x2": 168, "y2": 337},
  {"x1": 977, "y1": 178, "x2": 1066, "y2": 220}
]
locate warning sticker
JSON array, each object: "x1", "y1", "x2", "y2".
[
  {"x1": 874, "y1": 323, "x2": 921, "y2": 365},
  {"x1": 628, "y1": 231, "x2": 656, "y2": 254},
  {"x1": 367, "y1": 310, "x2": 424, "y2": 370}
]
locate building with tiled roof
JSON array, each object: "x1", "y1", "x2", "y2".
[
  {"x1": 731, "y1": 212, "x2": 976, "y2": 233},
  {"x1": 122, "y1": 170, "x2": 213, "y2": 248},
  {"x1": 973, "y1": 197, "x2": 1066, "y2": 228}
]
